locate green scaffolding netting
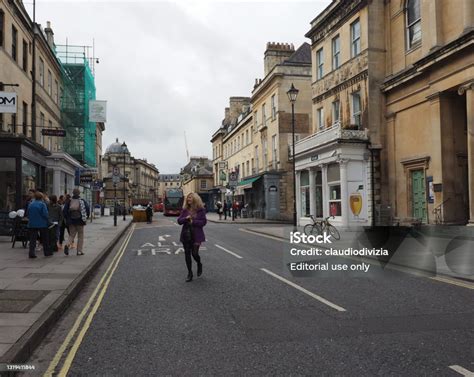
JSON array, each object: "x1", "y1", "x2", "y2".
[{"x1": 56, "y1": 45, "x2": 97, "y2": 167}]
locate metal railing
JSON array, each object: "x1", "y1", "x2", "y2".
[{"x1": 433, "y1": 197, "x2": 450, "y2": 224}]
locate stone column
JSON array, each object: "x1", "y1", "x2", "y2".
[
  {"x1": 53, "y1": 169, "x2": 61, "y2": 197},
  {"x1": 463, "y1": 0, "x2": 474, "y2": 33},
  {"x1": 459, "y1": 82, "x2": 474, "y2": 224},
  {"x1": 295, "y1": 170, "x2": 301, "y2": 226},
  {"x1": 309, "y1": 168, "x2": 316, "y2": 217},
  {"x1": 340, "y1": 160, "x2": 349, "y2": 228},
  {"x1": 321, "y1": 164, "x2": 328, "y2": 218}
]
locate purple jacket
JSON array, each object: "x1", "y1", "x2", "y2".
[{"x1": 178, "y1": 208, "x2": 207, "y2": 243}]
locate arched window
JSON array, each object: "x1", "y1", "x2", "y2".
[{"x1": 406, "y1": 0, "x2": 421, "y2": 48}]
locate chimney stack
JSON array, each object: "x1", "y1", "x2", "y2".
[
  {"x1": 264, "y1": 42, "x2": 295, "y2": 76},
  {"x1": 44, "y1": 21, "x2": 55, "y2": 49}
]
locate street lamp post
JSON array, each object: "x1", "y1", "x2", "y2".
[
  {"x1": 113, "y1": 182, "x2": 117, "y2": 227},
  {"x1": 122, "y1": 142, "x2": 127, "y2": 221},
  {"x1": 287, "y1": 83, "x2": 299, "y2": 231}
]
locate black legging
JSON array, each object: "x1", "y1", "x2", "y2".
[{"x1": 183, "y1": 242, "x2": 201, "y2": 273}]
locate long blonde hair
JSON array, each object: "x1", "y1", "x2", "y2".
[{"x1": 183, "y1": 192, "x2": 204, "y2": 211}]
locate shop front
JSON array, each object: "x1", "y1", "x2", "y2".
[
  {"x1": 45, "y1": 152, "x2": 83, "y2": 198},
  {"x1": 295, "y1": 128, "x2": 371, "y2": 228},
  {"x1": 0, "y1": 135, "x2": 50, "y2": 211}
]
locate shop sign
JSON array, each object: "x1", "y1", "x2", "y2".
[
  {"x1": 89, "y1": 100, "x2": 107, "y2": 122},
  {"x1": 0, "y1": 92, "x2": 17, "y2": 113},
  {"x1": 228, "y1": 172, "x2": 238, "y2": 188},
  {"x1": 42, "y1": 128, "x2": 66, "y2": 137}
]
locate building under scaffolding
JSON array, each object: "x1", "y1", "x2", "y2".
[{"x1": 56, "y1": 43, "x2": 97, "y2": 167}]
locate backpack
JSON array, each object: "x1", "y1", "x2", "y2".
[{"x1": 69, "y1": 198, "x2": 82, "y2": 220}]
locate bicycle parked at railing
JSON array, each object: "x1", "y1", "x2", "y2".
[{"x1": 304, "y1": 215, "x2": 341, "y2": 241}]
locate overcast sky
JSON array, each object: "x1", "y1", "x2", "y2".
[{"x1": 30, "y1": 0, "x2": 330, "y2": 173}]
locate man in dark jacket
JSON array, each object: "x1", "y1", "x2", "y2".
[{"x1": 63, "y1": 188, "x2": 90, "y2": 256}]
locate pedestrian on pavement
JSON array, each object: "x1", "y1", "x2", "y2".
[
  {"x1": 47, "y1": 195, "x2": 63, "y2": 252},
  {"x1": 216, "y1": 201, "x2": 223, "y2": 220},
  {"x1": 223, "y1": 201, "x2": 228, "y2": 220},
  {"x1": 24, "y1": 188, "x2": 36, "y2": 215},
  {"x1": 63, "y1": 188, "x2": 90, "y2": 256},
  {"x1": 178, "y1": 192, "x2": 207, "y2": 282},
  {"x1": 27, "y1": 191, "x2": 52, "y2": 259},
  {"x1": 145, "y1": 202, "x2": 153, "y2": 224}
]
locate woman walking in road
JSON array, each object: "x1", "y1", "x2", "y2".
[{"x1": 178, "y1": 192, "x2": 207, "y2": 282}]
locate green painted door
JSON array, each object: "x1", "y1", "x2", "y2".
[{"x1": 411, "y1": 170, "x2": 426, "y2": 222}]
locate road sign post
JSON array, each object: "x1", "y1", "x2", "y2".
[{"x1": 228, "y1": 172, "x2": 238, "y2": 221}]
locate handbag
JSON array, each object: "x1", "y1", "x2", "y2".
[{"x1": 182, "y1": 221, "x2": 194, "y2": 243}]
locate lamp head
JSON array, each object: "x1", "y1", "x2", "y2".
[{"x1": 287, "y1": 83, "x2": 299, "y2": 104}]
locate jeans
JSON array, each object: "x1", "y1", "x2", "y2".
[{"x1": 29, "y1": 228, "x2": 52, "y2": 257}]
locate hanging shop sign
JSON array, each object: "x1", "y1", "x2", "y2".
[
  {"x1": 89, "y1": 100, "x2": 107, "y2": 122},
  {"x1": 0, "y1": 92, "x2": 17, "y2": 113},
  {"x1": 228, "y1": 172, "x2": 238, "y2": 188}
]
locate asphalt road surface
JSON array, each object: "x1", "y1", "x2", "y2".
[{"x1": 24, "y1": 214, "x2": 474, "y2": 376}]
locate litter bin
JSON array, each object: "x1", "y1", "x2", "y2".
[{"x1": 132, "y1": 209, "x2": 147, "y2": 222}]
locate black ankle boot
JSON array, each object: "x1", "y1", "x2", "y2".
[
  {"x1": 186, "y1": 272, "x2": 193, "y2": 282},
  {"x1": 197, "y1": 263, "x2": 203, "y2": 277}
]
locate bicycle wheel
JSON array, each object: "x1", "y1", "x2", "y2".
[
  {"x1": 327, "y1": 224, "x2": 340, "y2": 240},
  {"x1": 304, "y1": 224, "x2": 317, "y2": 236}
]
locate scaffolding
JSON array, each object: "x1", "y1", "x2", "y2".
[{"x1": 56, "y1": 43, "x2": 97, "y2": 167}]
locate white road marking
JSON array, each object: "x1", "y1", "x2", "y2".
[
  {"x1": 172, "y1": 241, "x2": 178, "y2": 246},
  {"x1": 215, "y1": 244, "x2": 243, "y2": 259},
  {"x1": 449, "y1": 365, "x2": 474, "y2": 376},
  {"x1": 175, "y1": 247, "x2": 184, "y2": 255},
  {"x1": 141, "y1": 242, "x2": 155, "y2": 248},
  {"x1": 260, "y1": 268, "x2": 347, "y2": 312},
  {"x1": 158, "y1": 236, "x2": 166, "y2": 241},
  {"x1": 137, "y1": 249, "x2": 143, "y2": 256}
]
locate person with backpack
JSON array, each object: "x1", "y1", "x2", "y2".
[
  {"x1": 63, "y1": 188, "x2": 90, "y2": 256},
  {"x1": 177, "y1": 192, "x2": 207, "y2": 282}
]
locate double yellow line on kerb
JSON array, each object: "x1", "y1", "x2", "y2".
[{"x1": 44, "y1": 224, "x2": 136, "y2": 377}]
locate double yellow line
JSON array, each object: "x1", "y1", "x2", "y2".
[{"x1": 44, "y1": 224, "x2": 135, "y2": 377}]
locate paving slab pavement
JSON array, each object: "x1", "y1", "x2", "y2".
[
  {"x1": 243, "y1": 225, "x2": 474, "y2": 282},
  {"x1": 0, "y1": 215, "x2": 131, "y2": 366}
]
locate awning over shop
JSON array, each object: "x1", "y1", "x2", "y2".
[{"x1": 237, "y1": 175, "x2": 262, "y2": 190}]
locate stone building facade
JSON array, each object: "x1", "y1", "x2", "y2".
[
  {"x1": 295, "y1": 0, "x2": 385, "y2": 228},
  {"x1": 382, "y1": 0, "x2": 474, "y2": 225},
  {"x1": 297, "y1": 0, "x2": 473, "y2": 227},
  {"x1": 101, "y1": 139, "x2": 159, "y2": 208},
  {"x1": 0, "y1": 1, "x2": 81, "y2": 209},
  {"x1": 211, "y1": 42, "x2": 313, "y2": 220}
]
